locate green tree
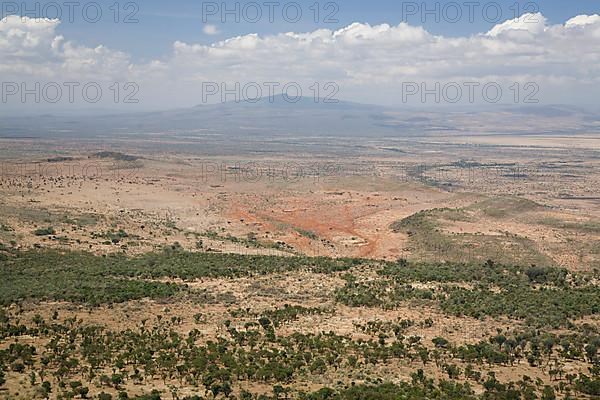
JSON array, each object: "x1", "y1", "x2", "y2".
[
  {"x1": 98, "y1": 392, "x2": 113, "y2": 400},
  {"x1": 41, "y1": 381, "x2": 52, "y2": 399},
  {"x1": 541, "y1": 385, "x2": 556, "y2": 400}
]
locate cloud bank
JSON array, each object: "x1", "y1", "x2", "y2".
[{"x1": 1, "y1": 13, "x2": 599, "y2": 108}]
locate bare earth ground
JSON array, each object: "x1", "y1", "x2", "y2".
[
  {"x1": 1, "y1": 133, "x2": 600, "y2": 398},
  {"x1": 1, "y1": 137, "x2": 600, "y2": 267}
]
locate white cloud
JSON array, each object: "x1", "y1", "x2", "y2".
[
  {"x1": 0, "y1": 15, "x2": 131, "y2": 81},
  {"x1": 565, "y1": 14, "x2": 600, "y2": 28},
  {"x1": 486, "y1": 13, "x2": 547, "y2": 37},
  {"x1": 2, "y1": 13, "x2": 600, "y2": 108},
  {"x1": 202, "y1": 24, "x2": 219, "y2": 35},
  {"x1": 0, "y1": 16, "x2": 60, "y2": 60}
]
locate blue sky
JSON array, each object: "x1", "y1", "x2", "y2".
[
  {"x1": 1, "y1": 0, "x2": 599, "y2": 111},
  {"x1": 8, "y1": 0, "x2": 599, "y2": 61}
]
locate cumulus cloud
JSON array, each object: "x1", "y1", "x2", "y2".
[
  {"x1": 202, "y1": 24, "x2": 219, "y2": 35},
  {"x1": 0, "y1": 15, "x2": 131, "y2": 81},
  {"x1": 0, "y1": 16, "x2": 61, "y2": 68},
  {"x1": 149, "y1": 13, "x2": 600, "y2": 106},
  {"x1": 2, "y1": 13, "x2": 600, "y2": 108},
  {"x1": 565, "y1": 14, "x2": 600, "y2": 28},
  {"x1": 486, "y1": 13, "x2": 547, "y2": 37}
]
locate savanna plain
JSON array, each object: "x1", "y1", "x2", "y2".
[{"x1": 1, "y1": 131, "x2": 600, "y2": 399}]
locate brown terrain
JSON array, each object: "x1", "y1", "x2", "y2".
[
  {"x1": 1, "y1": 134, "x2": 600, "y2": 267},
  {"x1": 1, "y1": 132, "x2": 600, "y2": 399}
]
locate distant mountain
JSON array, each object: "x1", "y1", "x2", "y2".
[{"x1": 0, "y1": 98, "x2": 597, "y2": 139}]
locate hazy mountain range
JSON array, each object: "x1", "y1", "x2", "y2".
[{"x1": 1, "y1": 97, "x2": 599, "y2": 139}]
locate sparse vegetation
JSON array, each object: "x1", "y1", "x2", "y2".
[
  {"x1": 296, "y1": 228, "x2": 319, "y2": 240},
  {"x1": 33, "y1": 226, "x2": 56, "y2": 236},
  {"x1": 0, "y1": 249, "x2": 361, "y2": 305},
  {"x1": 2, "y1": 149, "x2": 600, "y2": 399},
  {"x1": 391, "y1": 207, "x2": 555, "y2": 266}
]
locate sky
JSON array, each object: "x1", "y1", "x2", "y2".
[{"x1": 1, "y1": 0, "x2": 599, "y2": 113}]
